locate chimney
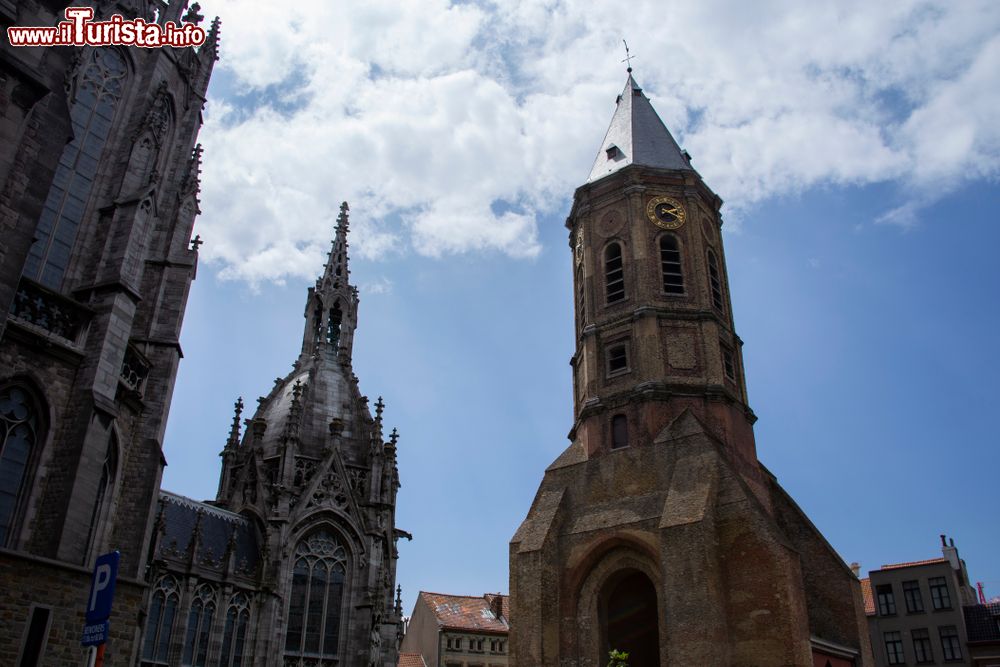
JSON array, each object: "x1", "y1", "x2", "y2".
[
  {"x1": 850, "y1": 562, "x2": 861, "y2": 578},
  {"x1": 941, "y1": 535, "x2": 960, "y2": 569},
  {"x1": 489, "y1": 593, "x2": 504, "y2": 621}
]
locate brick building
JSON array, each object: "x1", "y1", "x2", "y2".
[
  {"x1": 0, "y1": 1, "x2": 218, "y2": 664},
  {"x1": 509, "y1": 72, "x2": 873, "y2": 666},
  {"x1": 862, "y1": 536, "x2": 997, "y2": 667},
  {"x1": 400, "y1": 591, "x2": 509, "y2": 667}
]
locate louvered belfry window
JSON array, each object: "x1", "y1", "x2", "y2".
[
  {"x1": 660, "y1": 235, "x2": 684, "y2": 295},
  {"x1": 605, "y1": 243, "x2": 625, "y2": 303}
]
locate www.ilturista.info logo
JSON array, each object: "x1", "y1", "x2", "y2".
[{"x1": 7, "y1": 7, "x2": 206, "y2": 48}]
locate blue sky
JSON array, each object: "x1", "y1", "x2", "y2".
[{"x1": 163, "y1": 0, "x2": 1000, "y2": 615}]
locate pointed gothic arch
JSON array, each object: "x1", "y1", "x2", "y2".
[
  {"x1": 0, "y1": 379, "x2": 49, "y2": 548},
  {"x1": 283, "y1": 527, "x2": 352, "y2": 665},
  {"x1": 182, "y1": 582, "x2": 218, "y2": 666},
  {"x1": 85, "y1": 428, "x2": 120, "y2": 562},
  {"x1": 142, "y1": 574, "x2": 181, "y2": 665},
  {"x1": 22, "y1": 46, "x2": 131, "y2": 288}
]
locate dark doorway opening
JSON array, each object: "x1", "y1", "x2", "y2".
[{"x1": 604, "y1": 570, "x2": 659, "y2": 666}]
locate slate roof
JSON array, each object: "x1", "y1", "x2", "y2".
[
  {"x1": 879, "y1": 557, "x2": 948, "y2": 570},
  {"x1": 159, "y1": 491, "x2": 260, "y2": 573},
  {"x1": 965, "y1": 602, "x2": 1000, "y2": 642},
  {"x1": 860, "y1": 578, "x2": 875, "y2": 616},
  {"x1": 397, "y1": 653, "x2": 427, "y2": 667},
  {"x1": 587, "y1": 74, "x2": 693, "y2": 183},
  {"x1": 420, "y1": 591, "x2": 509, "y2": 634}
]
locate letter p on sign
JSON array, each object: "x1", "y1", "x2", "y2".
[{"x1": 85, "y1": 551, "x2": 120, "y2": 625}]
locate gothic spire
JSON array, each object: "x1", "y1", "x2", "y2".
[
  {"x1": 321, "y1": 201, "x2": 351, "y2": 292},
  {"x1": 587, "y1": 74, "x2": 692, "y2": 183},
  {"x1": 226, "y1": 396, "x2": 243, "y2": 449}
]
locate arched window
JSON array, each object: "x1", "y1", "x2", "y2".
[
  {"x1": 219, "y1": 592, "x2": 251, "y2": 667},
  {"x1": 611, "y1": 415, "x2": 628, "y2": 450},
  {"x1": 312, "y1": 301, "x2": 323, "y2": 344},
  {"x1": 142, "y1": 575, "x2": 180, "y2": 665},
  {"x1": 577, "y1": 266, "x2": 586, "y2": 327},
  {"x1": 326, "y1": 302, "x2": 342, "y2": 347},
  {"x1": 659, "y1": 235, "x2": 684, "y2": 294},
  {"x1": 22, "y1": 48, "x2": 128, "y2": 289},
  {"x1": 707, "y1": 250, "x2": 724, "y2": 311},
  {"x1": 284, "y1": 530, "x2": 348, "y2": 661},
  {"x1": 0, "y1": 384, "x2": 43, "y2": 547},
  {"x1": 183, "y1": 584, "x2": 217, "y2": 667},
  {"x1": 604, "y1": 243, "x2": 625, "y2": 303},
  {"x1": 86, "y1": 432, "x2": 118, "y2": 559}
]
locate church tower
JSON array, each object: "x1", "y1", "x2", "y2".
[
  {"x1": 145, "y1": 203, "x2": 406, "y2": 667},
  {"x1": 510, "y1": 74, "x2": 873, "y2": 666},
  {"x1": 0, "y1": 2, "x2": 218, "y2": 664}
]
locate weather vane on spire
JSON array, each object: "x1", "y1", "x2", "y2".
[{"x1": 622, "y1": 39, "x2": 636, "y2": 73}]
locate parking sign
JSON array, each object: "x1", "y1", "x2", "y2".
[{"x1": 85, "y1": 551, "x2": 120, "y2": 626}]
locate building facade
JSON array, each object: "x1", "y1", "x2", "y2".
[
  {"x1": 0, "y1": 1, "x2": 218, "y2": 664},
  {"x1": 400, "y1": 591, "x2": 509, "y2": 667},
  {"x1": 509, "y1": 73, "x2": 873, "y2": 666},
  {"x1": 862, "y1": 536, "x2": 994, "y2": 667},
  {"x1": 140, "y1": 202, "x2": 408, "y2": 667}
]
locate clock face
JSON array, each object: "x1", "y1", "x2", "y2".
[{"x1": 646, "y1": 196, "x2": 686, "y2": 230}]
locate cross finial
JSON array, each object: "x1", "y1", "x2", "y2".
[{"x1": 622, "y1": 39, "x2": 636, "y2": 73}]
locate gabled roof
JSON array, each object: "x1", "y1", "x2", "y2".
[
  {"x1": 879, "y1": 557, "x2": 948, "y2": 571},
  {"x1": 398, "y1": 652, "x2": 427, "y2": 667},
  {"x1": 860, "y1": 578, "x2": 875, "y2": 616},
  {"x1": 419, "y1": 591, "x2": 509, "y2": 634},
  {"x1": 587, "y1": 74, "x2": 692, "y2": 183}
]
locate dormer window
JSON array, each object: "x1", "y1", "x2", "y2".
[{"x1": 606, "y1": 145, "x2": 622, "y2": 160}]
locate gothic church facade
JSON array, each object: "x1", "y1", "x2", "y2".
[
  {"x1": 1, "y1": 2, "x2": 405, "y2": 666},
  {"x1": 142, "y1": 203, "x2": 406, "y2": 667},
  {"x1": 1, "y1": 1, "x2": 219, "y2": 664},
  {"x1": 510, "y1": 74, "x2": 874, "y2": 666}
]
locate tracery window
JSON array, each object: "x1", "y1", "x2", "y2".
[
  {"x1": 142, "y1": 575, "x2": 180, "y2": 666},
  {"x1": 707, "y1": 250, "x2": 724, "y2": 310},
  {"x1": 22, "y1": 48, "x2": 128, "y2": 289},
  {"x1": 604, "y1": 243, "x2": 625, "y2": 303},
  {"x1": 0, "y1": 384, "x2": 43, "y2": 547},
  {"x1": 218, "y1": 592, "x2": 251, "y2": 667},
  {"x1": 183, "y1": 584, "x2": 217, "y2": 666},
  {"x1": 284, "y1": 530, "x2": 348, "y2": 663},
  {"x1": 659, "y1": 235, "x2": 684, "y2": 295}
]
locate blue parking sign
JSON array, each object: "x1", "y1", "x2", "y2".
[{"x1": 85, "y1": 551, "x2": 120, "y2": 625}]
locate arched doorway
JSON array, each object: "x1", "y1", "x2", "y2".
[{"x1": 603, "y1": 570, "x2": 660, "y2": 666}]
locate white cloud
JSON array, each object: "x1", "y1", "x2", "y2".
[{"x1": 193, "y1": 0, "x2": 1000, "y2": 282}]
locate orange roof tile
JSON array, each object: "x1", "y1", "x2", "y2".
[
  {"x1": 420, "y1": 591, "x2": 510, "y2": 634},
  {"x1": 398, "y1": 652, "x2": 426, "y2": 667},
  {"x1": 860, "y1": 578, "x2": 875, "y2": 616},
  {"x1": 880, "y1": 558, "x2": 947, "y2": 571}
]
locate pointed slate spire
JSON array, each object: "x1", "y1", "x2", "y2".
[{"x1": 587, "y1": 74, "x2": 692, "y2": 183}]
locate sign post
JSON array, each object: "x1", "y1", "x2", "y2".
[{"x1": 81, "y1": 551, "x2": 120, "y2": 666}]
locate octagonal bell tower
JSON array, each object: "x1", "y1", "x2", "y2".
[{"x1": 509, "y1": 73, "x2": 873, "y2": 667}]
